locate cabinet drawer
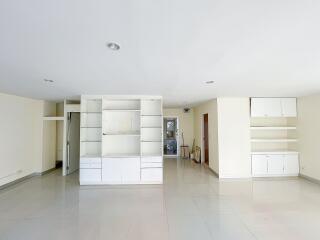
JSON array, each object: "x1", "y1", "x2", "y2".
[
  {"x1": 141, "y1": 168, "x2": 163, "y2": 182},
  {"x1": 141, "y1": 156, "x2": 162, "y2": 163},
  {"x1": 80, "y1": 169, "x2": 101, "y2": 182},
  {"x1": 141, "y1": 162, "x2": 162, "y2": 168},
  {"x1": 80, "y1": 157, "x2": 101, "y2": 164},
  {"x1": 80, "y1": 162, "x2": 101, "y2": 169}
]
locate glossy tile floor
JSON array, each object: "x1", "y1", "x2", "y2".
[{"x1": 1, "y1": 158, "x2": 320, "y2": 240}]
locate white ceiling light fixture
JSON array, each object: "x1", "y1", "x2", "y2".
[
  {"x1": 44, "y1": 79, "x2": 54, "y2": 83},
  {"x1": 205, "y1": 80, "x2": 214, "y2": 84},
  {"x1": 106, "y1": 42, "x2": 120, "y2": 51}
]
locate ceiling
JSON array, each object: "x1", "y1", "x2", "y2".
[{"x1": 0, "y1": 0, "x2": 319, "y2": 107}]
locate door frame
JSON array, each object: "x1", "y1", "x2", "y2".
[
  {"x1": 163, "y1": 116, "x2": 179, "y2": 157},
  {"x1": 201, "y1": 113, "x2": 209, "y2": 164},
  {"x1": 62, "y1": 100, "x2": 81, "y2": 176}
]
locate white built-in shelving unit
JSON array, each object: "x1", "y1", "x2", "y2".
[
  {"x1": 79, "y1": 95, "x2": 163, "y2": 185},
  {"x1": 250, "y1": 98, "x2": 299, "y2": 177}
]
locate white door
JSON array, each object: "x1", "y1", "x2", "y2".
[
  {"x1": 251, "y1": 98, "x2": 282, "y2": 117},
  {"x1": 252, "y1": 155, "x2": 268, "y2": 176},
  {"x1": 284, "y1": 154, "x2": 299, "y2": 175},
  {"x1": 102, "y1": 158, "x2": 122, "y2": 183},
  {"x1": 281, "y1": 98, "x2": 297, "y2": 117},
  {"x1": 122, "y1": 158, "x2": 140, "y2": 183},
  {"x1": 67, "y1": 113, "x2": 80, "y2": 174},
  {"x1": 268, "y1": 155, "x2": 284, "y2": 175}
]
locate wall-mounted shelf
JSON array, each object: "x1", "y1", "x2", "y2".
[
  {"x1": 251, "y1": 139, "x2": 298, "y2": 143},
  {"x1": 250, "y1": 126, "x2": 296, "y2": 130},
  {"x1": 251, "y1": 151, "x2": 299, "y2": 154},
  {"x1": 103, "y1": 109, "x2": 140, "y2": 112},
  {"x1": 102, "y1": 153, "x2": 140, "y2": 158},
  {"x1": 103, "y1": 132, "x2": 140, "y2": 136}
]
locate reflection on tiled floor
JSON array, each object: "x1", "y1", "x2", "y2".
[{"x1": 1, "y1": 158, "x2": 320, "y2": 239}]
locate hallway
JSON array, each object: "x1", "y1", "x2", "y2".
[{"x1": 1, "y1": 158, "x2": 320, "y2": 240}]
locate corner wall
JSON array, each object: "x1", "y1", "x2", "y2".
[
  {"x1": 297, "y1": 94, "x2": 320, "y2": 181},
  {"x1": 217, "y1": 98, "x2": 251, "y2": 178},
  {"x1": 193, "y1": 99, "x2": 219, "y2": 174}
]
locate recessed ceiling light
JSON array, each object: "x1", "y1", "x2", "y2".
[
  {"x1": 205, "y1": 80, "x2": 214, "y2": 84},
  {"x1": 44, "y1": 79, "x2": 54, "y2": 83},
  {"x1": 106, "y1": 42, "x2": 120, "y2": 51}
]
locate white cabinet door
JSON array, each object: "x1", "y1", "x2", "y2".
[
  {"x1": 267, "y1": 155, "x2": 284, "y2": 175},
  {"x1": 284, "y1": 154, "x2": 299, "y2": 175},
  {"x1": 122, "y1": 158, "x2": 140, "y2": 183},
  {"x1": 102, "y1": 158, "x2": 122, "y2": 183},
  {"x1": 80, "y1": 169, "x2": 101, "y2": 183},
  {"x1": 251, "y1": 98, "x2": 282, "y2": 117},
  {"x1": 252, "y1": 155, "x2": 268, "y2": 176},
  {"x1": 141, "y1": 168, "x2": 163, "y2": 182},
  {"x1": 281, "y1": 98, "x2": 297, "y2": 117}
]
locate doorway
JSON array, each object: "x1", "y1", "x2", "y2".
[
  {"x1": 66, "y1": 112, "x2": 80, "y2": 174},
  {"x1": 203, "y1": 114, "x2": 209, "y2": 165},
  {"x1": 163, "y1": 117, "x2": 179, "y2": 156}
]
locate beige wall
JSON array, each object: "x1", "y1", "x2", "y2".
[
  {"x1": 217, "y1": 98, "x2": 251, "y2": 178},
  {"x1": 163, "y1": 108, "x2": 194, "y2": 154},
  {"x1": 0, "y1": 93, "x2": 43, "y2": 186},
  {"x1": 0, "y1": 93, "x2": 61, "y2": 187},
  {"x1": 193, "y1": 99, "x2": 219, "y2": 174},
  {"x1": 297, "y1": 94, "x2": 320, "y2": 181}
]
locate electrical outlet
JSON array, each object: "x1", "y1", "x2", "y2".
[{"x1": 17, "y1": 170, "x2": 23, "y2": 174}]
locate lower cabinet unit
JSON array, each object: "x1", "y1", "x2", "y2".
[
  {"x1": 102, "y1": 157, "x2": 140, "y2": 184},
  {"x1": 267, "y1": 155, "x2": 284, "y2": 175},
  {"x1": 79, "y1": 157, "x2": 102, "y2": 184},
  {"x1": 80, "y1": 169, "x2": 101, "y2": 183},
  {"x1": 252, "y1": 155, "x2": 268, "y2": 175},
  {"x1": 252, "y1": 153, "x2": 299, "y2": 177},
  {"x1": 284, "y1": 154, "x2": 300, "y2": 175},
  {"x1": 141, "y1": 168, "x2": 163, "y2": 182}
]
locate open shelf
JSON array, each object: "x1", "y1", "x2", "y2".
[
  {"x1": 103, "y1": 109, "x2": 140, "y2": 112},
  {"x1": 102, "y1": 153, "x2": 140, "y2": 158},
  {"x1": 103, "y1": 132, "x2": 140, "y2": 136},
  {"x1": 250, "y1": 126, "x2": 296, "y2": 130},
  {"x1": 251, "y1": 139, "x2": 298, "y2": 142},
  {"x1": 251, "y1": 151, "x2": 299, "y2": 154}
]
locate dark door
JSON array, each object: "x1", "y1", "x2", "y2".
[
  {"x1": 163, "y1": 118, "x2": 177, "y2": 155},
  {"x1": 203, "y1": 114, "x2": 209, "y2": 165}
]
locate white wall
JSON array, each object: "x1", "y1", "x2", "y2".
[
  {"x1": 217, "y1": 98, "x2": 251, "y2": 178},
  {"x1": 297, "y1": 94, "x2": 320, "y2": 181},
  {"x1": 163, "y1": 108, "x2": 194, "y2": 152},
  {"x1": 42, "y1": 102, "x2": 58, "y2": 172},
  {"x1": 193, "y1": 99, "x2": 219, "y2": 174},
  {"x1": 0, "y1": 93, "x2": 43, "y2": 186}
]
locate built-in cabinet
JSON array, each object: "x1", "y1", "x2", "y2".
[
  {"x1": 80, "y1": 95, "x2": 163, "y2": 185},
  {"x1": 251, "y1": 98, "x2": 297, "y2": 117},
  {"x1": 250, "y1": 97, "x2": 299, "y2": 177},
  {"x1": 252, "y1": 153, "x2": 299, "y2": 177}
]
